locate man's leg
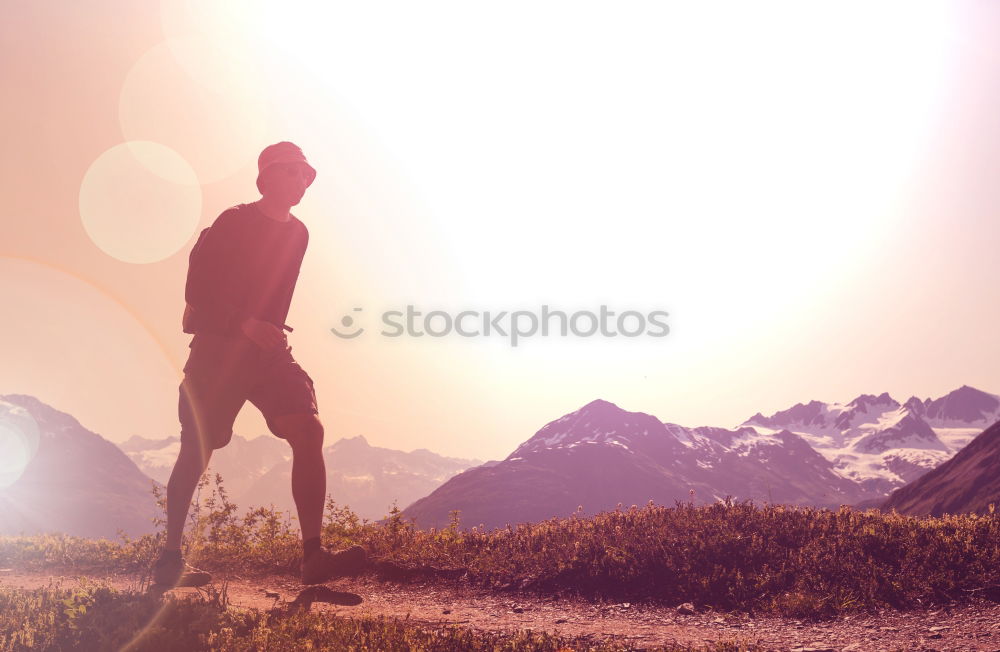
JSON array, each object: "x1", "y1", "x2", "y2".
[
  {"x1": 269, "y1": 410, "x2": 367, "y2": 583},
  {"x1": 252, "y1": 354, "x2": 365, "y2": 582},
  {"x1": 169, "y1": 367, "x2": 244, "y2": 555},
  {"x1": 152, "y1": 434, "x2": 216, "y2": 587},
  {"x1": 271, "y1": 412, "x2": 326, "y2": 541},
  {"x1": 164, "y1": 440, "x2": 213, "y2": 550}
]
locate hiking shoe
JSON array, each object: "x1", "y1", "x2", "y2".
[
  {"x1": 300, "y1": 545, "x2": 368, "y2": 585},
  {"x1": 152, "y1": 552, "x2": 212, "y2": 588}
]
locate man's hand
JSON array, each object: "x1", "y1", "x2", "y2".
[{"x1": 240, "y1": 317, "x2": 287, "y2": 352}]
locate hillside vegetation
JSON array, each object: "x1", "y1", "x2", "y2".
[{"x1": 2, "y1": 475, "x2": 999, "y2": 622}]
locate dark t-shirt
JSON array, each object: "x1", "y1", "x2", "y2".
[{"x1": 184, "y1": 202, "x2": 309, "y2": 337}]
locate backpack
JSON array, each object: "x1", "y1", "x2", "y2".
[{"x1": 181, "y1": 226, "x2": 213, "y2": 334}]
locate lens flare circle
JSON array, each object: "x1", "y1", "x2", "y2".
[{"x1": 79, "y1": 141, "x2": 202, "y2": 264}]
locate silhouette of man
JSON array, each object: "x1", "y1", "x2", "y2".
[{"x1": 152, "y1": 142, "x2": 366, "y2": 587}]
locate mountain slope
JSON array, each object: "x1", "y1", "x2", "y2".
[
  {"x1": 0, "y1": 394, "x2": 159, "y2": 538},
  {"x1": 881, "y1": 418, "x2": 1000, "y2": 516}
]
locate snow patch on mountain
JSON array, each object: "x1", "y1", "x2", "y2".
[
  {"x1": 933, "y1": 427, "x2": 985, "y2": 451},
  {"x1": 129, "y1": 440, "x2": 181, "y2": 470},
  {"x1": 740, "y1": 386, "x2": 1000, "y2": 492}
]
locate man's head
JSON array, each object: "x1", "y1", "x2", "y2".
[{"x1": 256, "y1": 141, "x2": 317, "y2": 206}]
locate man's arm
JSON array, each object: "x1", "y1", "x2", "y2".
[{"x1": 184, "y1": 210, "x2": 248, "y2": 336}]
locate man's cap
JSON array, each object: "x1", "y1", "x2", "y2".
[{"x1": 256, "y1": 141, "x2": 317, "y2": 192}]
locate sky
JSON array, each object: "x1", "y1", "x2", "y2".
[{"x1": 2, "y1": 1, "x2": 999, "y2": 464}]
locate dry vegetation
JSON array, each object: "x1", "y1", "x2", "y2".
[{"x1": 2, "y1": 474, "x2": 999, "y2": 649}]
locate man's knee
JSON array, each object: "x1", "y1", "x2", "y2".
[
  {"x1": 273, "y1": 413, "x2": 324, "y2": 449},
  {"x1": 173, "y1": 441, "x2": 212, "y2": 478}
]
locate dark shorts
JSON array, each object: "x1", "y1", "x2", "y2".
[{"x1": 178, "y1": 332, "x2": 318, "y2": 450}]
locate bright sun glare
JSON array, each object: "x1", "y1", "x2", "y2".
[
  {"x1": 159, "y1": 0, "x2": 958, "y2": 373},
  {"x1": 251, "y1": 2, "x2": 956, "y2": 324},
  {"x1": 0, "y1": 409, "x2": 40, "y2": 488}
]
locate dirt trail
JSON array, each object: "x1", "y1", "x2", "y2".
[{"x1": 4, "y1": 570, "x2": 1000, "y2": 651}]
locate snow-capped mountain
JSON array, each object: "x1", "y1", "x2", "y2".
[
  {"x1": 401, "y1": 399, "x2": 875, "y2": 530},
  {"x1": 743, "y1": 385, "x2": 1000, "y2": 494},
  {"x1": 507, "y1": 401, "x2": 688, "y2": 461},
  {"x1": 402, "y1": 387, "x2": 1000, "y2": 530}
]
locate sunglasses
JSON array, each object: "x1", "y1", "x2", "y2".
[{"x1": 269, "y1": 162, "x2": 312, "y2": 177}]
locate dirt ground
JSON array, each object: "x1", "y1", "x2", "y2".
[{"x1": 4, "y1": 569, "x2": 1000, "y2": 651}]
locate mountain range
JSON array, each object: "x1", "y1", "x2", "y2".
[
  {"x1": 235, "y1": 435, "x2": 484, "y2": 521},
  {"x1": 1, "y1": 395, "x2": 482, "y2": 538},
  {"x1": 121, "y1": 433, "x2": 483, "y2": 523},
  {"x1": 743, "y1": 385, "x2": 1000, "y2": 494},
  {"x1": 4, "y1": 386, "x2": 998, "y2": 538},
  {"x1": 120, "y1": 433, "x2": 291, "y2": 506},
  {"x1": 402, "y1": 386, "x2": 1000, "y2": 529}
]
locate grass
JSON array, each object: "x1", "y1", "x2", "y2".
[{"x1": 2, "y1": 473, "x2": 1000, "y2": 621}]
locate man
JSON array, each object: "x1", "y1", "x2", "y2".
[{"x1": 152, "y1": 141, "x2": 367, "y2": 587}]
